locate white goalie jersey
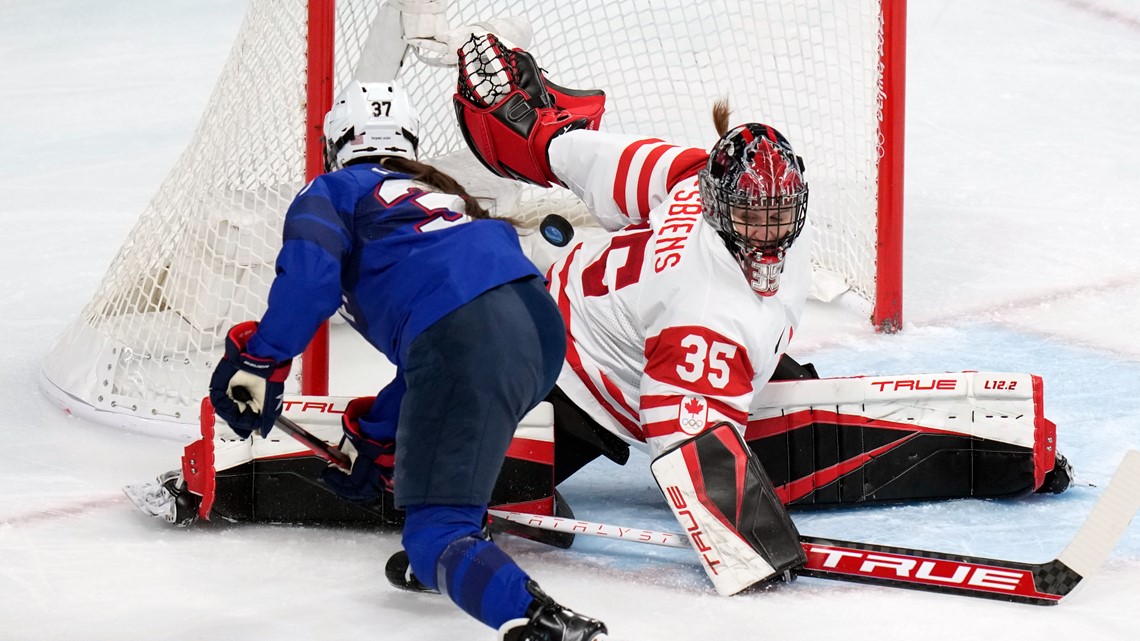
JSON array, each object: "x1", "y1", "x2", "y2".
[{"x1": 545, "y1": 130, "x2": 813, "y2": 457}]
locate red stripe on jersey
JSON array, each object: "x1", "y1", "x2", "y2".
[
  {"x1": 613, "y1": 138, "x2": 664, "y2": 217},
  {"x1": 641, "y1": 394, "x2": 746, "y2": 424},
  {"x1": 551, "y1": 244, "x2": 581, "y2": 324},
  {"x1": 641, "y1": 395, "x2": 747, "y2": 440},
  {"x1": 708, "y1": 398, "x2": 748, "y2": 425},
  {"x1": 643, "y1": 418, "x2": 690, "y2": 439},
  {"x1": 553, "y1": 246, "x2": 645, "y2": 442},
  {"x1": 636, "y1": 143, "x2": 677, "y2": 215},
  {"x1": 640, "y1": 394, "x2": 680, "y2": 409},
  {"x1": 667, "y1": 149, "x2": 709, "y2": 190},
  {"x1": 600, "y1": 371, "x2": 639, "y2": 423},
  {"x1": 642, "y1": 419, "x2": 670, "y2": 439}
]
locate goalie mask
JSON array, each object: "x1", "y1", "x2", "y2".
[
  {"x1": 698, "y1": 123, "x2": 808, "y2": 297},
  {"x1": 323, "y1": 81, "x2": 421, "y2": 171}
]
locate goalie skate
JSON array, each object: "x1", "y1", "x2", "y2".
[{"x1": 122, "y1": 469, "x2": 201, "y2": 527}]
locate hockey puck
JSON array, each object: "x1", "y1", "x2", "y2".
[{"x1": 539, "y1": 214, "x2": 574, "y2": 247}]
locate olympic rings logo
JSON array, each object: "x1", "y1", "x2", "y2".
[{"x1": 680, "y1": 416, "x2": 705, "y2": 435}]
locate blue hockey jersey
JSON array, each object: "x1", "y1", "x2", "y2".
[{"x1": 246, "y1": 163, "x2": 542, "y2": 367}]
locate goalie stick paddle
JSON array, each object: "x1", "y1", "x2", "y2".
[
  {"x1": 490, "y1": 449, "x2": 1140, "y2": 606},
  {"x1": 270, "y1": 417, "x2": 1140, "y2": 606}
]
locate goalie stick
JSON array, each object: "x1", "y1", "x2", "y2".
[
  {"x1": 492, "y1": 451, "x2": 1140, "y2": 606},
  {"x1": 270, "y1": 416, "x2": 1140, "y2": 605}
]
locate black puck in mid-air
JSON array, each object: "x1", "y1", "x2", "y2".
[{"x1": 539, "y1": 214, "x2": 575, "y2": 247}]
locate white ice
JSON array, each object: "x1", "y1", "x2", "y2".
[{"x1": 2, "y1": 1, "x2": 1140, "y2": 640}]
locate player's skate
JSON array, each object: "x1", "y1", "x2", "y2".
[
  {"x1": 384, "y1": 549, "x2": 437, "y2": 593},
  {"x1": 497, "y1": 580, "x2": 607, "y2": 641}
]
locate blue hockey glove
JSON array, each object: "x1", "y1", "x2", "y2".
[
  {"x1": 321, "y1": 396, "x2": 396, "y2": 503},
  {"x1": 208, "y1": 321, "x2": 292, "y2": 439}
]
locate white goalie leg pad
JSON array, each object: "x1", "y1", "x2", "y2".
[
  {"x1": 651, "y1": 423, "x2": 806, "y2": 596},
  {"x1": 183, "y1": 396, "x2": 349, "y2": 520},
  {"x1": 749, "y1": 371, "x2": 1057, "y2": 489}
]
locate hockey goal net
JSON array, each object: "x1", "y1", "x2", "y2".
[{"x1": 42, "y1": 0, "x2": 904, "y2": 432}]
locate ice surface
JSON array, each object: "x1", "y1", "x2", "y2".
[{"x1": 2, "y1": 1, "x2": 1139, "y2": 639}]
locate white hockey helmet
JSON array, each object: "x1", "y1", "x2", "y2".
[{"x1": 322, "y1": 81, "x2": 421, "y2": 171}]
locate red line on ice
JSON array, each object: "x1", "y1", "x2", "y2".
[{"x1": 0, "y1": 494, "x2": 127, "y2": 526}]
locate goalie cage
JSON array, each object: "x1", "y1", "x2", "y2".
[{"x1": 41, "y1": 0, "x2": 906, "y2": 434}]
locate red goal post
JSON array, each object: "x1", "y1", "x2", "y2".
[{"x1": 41, "y1": 0, "x2": 905, "y2": 434}]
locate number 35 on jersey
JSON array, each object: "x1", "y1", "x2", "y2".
[{"x1": 645, "y1": 326, "x2": 753, "y2": 396}]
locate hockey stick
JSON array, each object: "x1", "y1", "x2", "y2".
[
  {"x1": 225, "y1": 386, "x2": 354, "y2": 471},
  {"x1": 490, "y1": 449, "x2": 1140, "y2": 606},
  {"x1": 272, "y1": 415, "x2": 1140, "y2": 605},
  {"x1": 272, "y1": 415, "x2": 352, "y2": 471}
]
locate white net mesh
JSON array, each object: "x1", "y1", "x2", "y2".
[
  {"x1": 43, "y1": 0, "x2": 891, "y2": 428},
  {"x1": 397, "y1": 0, "x2": 885, "y2": 288}
]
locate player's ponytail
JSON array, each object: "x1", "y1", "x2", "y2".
[
  {"x1": 712, "y1": 98, "x2": 731, "y2": 138},
  {"x1": 379, "y1": 156, "x2": 507, "y2": 222}
]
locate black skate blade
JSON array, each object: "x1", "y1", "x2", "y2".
[{"x1": 385, "y1": 549, "x2": 438, "y2": 594}]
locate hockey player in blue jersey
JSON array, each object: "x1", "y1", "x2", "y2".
[{"x1": 207, "y1": 80, "x2": 607, "y2": 641}]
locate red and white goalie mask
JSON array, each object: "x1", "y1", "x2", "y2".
[{"x1": 697, "y1": 123, "x2": 808, "y2": 297}]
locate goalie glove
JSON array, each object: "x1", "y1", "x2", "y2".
[
  {"x1": 651, "y1": 422, "x2": 807, "y2": 595},
  {"x1": 454, "y1": 33, "x2": 605, "y2": 187},
  {"x1": 320, "y1": 396, "x2": 397, "y2": 504},
  {"x1": 208, "y1": 321, "x2": 292, "y2": 439}
]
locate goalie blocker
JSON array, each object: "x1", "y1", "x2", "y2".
[{"x1": 652, "y1": 422, "x2": 807, "y2": 595}]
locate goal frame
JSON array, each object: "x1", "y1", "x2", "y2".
[
  {"x1": 39, "y1": 0, "x2": 908, "y2": 431},
  {"x1": 876, "y1": 0, "x2": 906, "y2": 334},
  {"x1": 302, "y1": 0, "x2": 336, "y2": 396}
]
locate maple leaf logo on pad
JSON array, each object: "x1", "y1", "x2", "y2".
[{"x1": 678, "y1": 395, "x2": 708, "y2": 435}]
